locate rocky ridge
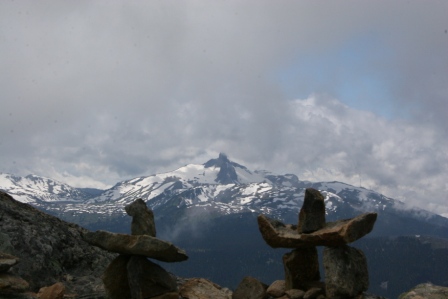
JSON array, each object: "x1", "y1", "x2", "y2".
[{"x1": 0, "y1": 191, "x2": 114, "y2": 298}]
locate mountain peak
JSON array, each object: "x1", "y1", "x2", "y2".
[
  {"x1": 204, "y1": 153, "x2": 241, "y2": 184},
  {"x1": 203, "y1": 153, "x2": 230, "y2": 168}
]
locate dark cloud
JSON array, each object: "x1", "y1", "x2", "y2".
[{"x1": 0, "y1": 1, "x2": 447, "y2": 216}]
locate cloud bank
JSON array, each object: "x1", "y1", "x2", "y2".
[{"x1": 1, "y1": 1, "x2": 447, "y2": 216}]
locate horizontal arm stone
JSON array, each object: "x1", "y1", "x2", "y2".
[{"x1": 258, "y1": 212, "x2": 377, "y2": 248}]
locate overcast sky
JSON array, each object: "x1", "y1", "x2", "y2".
[{"x1": 1, "y1": 1, "x2": 447, "y2": 217}]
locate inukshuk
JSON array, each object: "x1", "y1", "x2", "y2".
[
  {"x1": 257, "y1": 188, "x2": 377, "y2": 299},
  {"x1": 83, "y1": 198, "x2": 188, "y2": 299}
]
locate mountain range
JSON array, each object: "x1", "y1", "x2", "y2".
[{"x1": 1, "y1": 153, "x2": 448, "y2": 298}]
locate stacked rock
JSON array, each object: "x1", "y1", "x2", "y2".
[
  {"x1": 257, "y1": 188, "x2": 377, "y2": 299},
  {"x1": 0, "y1": 252, "x2": 30, "y2": 297},
  {"x1": 83, "y1": 198, "x2": 188, "y2": 299}
]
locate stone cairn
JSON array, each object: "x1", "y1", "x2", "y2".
[
  {"x1": 83, "y1": 198, "x2": 188, "y2": 299},
  {"x1": 257, "y1": 188, "x2": 378, "y2": 299}
]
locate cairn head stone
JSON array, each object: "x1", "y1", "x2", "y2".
[
  {"x1": 125, "y1": 198, "x2": 156, "y2": 237},
  {"x1": 297, "y1": 188, "x2": 326, "y2": 233}
]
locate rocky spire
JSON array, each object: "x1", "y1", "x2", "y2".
[{"x1": 204, "y1": 153, "x2": 240, "y2": 184}]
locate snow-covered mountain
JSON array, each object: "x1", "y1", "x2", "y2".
[
  {"x1": 0, "y1": 173, "x2": 89, "y2": 204},
  {"x1": 1, "y1": 153, "x2": 447, "y2": 234},
  {"x1": 2, "y1": 153, "x2": 448, "y2": 299}
]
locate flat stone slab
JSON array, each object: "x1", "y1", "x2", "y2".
[
  {"x1": 82, "y1": 231, "x2": 188, "y2": 262},
  {"x1": 258, "y1": 212, "x2": 377, "y2": 248}
]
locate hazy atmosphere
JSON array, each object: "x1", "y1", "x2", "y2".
[{"x1": 1, "y1": 1, "x2": 447, "y2": 217}]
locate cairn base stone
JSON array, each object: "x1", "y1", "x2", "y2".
[
  {"x1": 103, "y1": 255, "x2": 131, "y2": 299},
  {"x1": 283, "y1": 247, "x2": 320, "y2": 290},
  {"x1": 323, "y1": 245, "x2": 368, "y2": 298},
  {"x1": 103, "y1": 255, "x2": 177, "y2": 299},
  {"x1": 127, "y1": 256, "x2": 177, "y2": 299}
]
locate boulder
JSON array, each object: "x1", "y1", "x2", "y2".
[
  {"x1": 303, "y1": 287, "x2": 324, "y2": 299},
  {"x1": 179, "y1": 278, "x2": 232, "y2": 299},
  {"x1": 125, "y1": 198, "x2": 156, "y2": 237},
  {"x1": 283, "y1": 247, "x2": 320, "y2": 290},
  {"x1": 285, "y1": 289, "x2": 306, "y2": 299},
  {"x1": 399, "y1": 282, "x2": 448, "y2": 299},
  {"x1": 82, "y1": 230, "x2": 188, "y2": 262},
  {"x1": 266, "y1": 280, "x2": 286, "y2": 297},
  {"x1": 323, "y1": 245, "x2": 368, "y2": 298},
  {"x1": 257, "y1": 212, "x2": 377, "y2": 248},
  {"x1": 37, "y1": 282, "x2": 65, "y2": 299},
  {"x1": 297, "y1": 188, "x2": 326, "y2": 233},
  {"x1": 232, "y1": 276, "x2": 268, "y2": 299},
  {"x1": 0, "y1": 252, "x2": 19, "y2": 273}
]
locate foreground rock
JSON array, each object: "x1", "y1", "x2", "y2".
[
  {"x1": 232, "y1": 276, "x2": 268, "y2": 299},
  {"x1": 37, "y1": 282, "x2": 65, "y2": 299},
  {"x1": 399, "y1": 282, "x2": 448, "y2": 299},
  {"x1": 0, "y1": 191, "x2": 113, "y2": 297},
  {"x1": 179, "y1": 278, "x2": 232, "y2": 299}
]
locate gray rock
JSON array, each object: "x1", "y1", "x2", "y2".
[
  {"x1": 232, "y1": 276, "x2": 268, "y2": 299},
  {"x1": 0, "y1": 191, "x2": 113, "y2": 296},
  {"x1": 82, "y1": 230, "x2": 188, "y2": 262},
  {"x1": 283, "y1": 248, "x2": 320, "y2": 290},
  {"x1": 323, "y1": 245, "x2": 368, "y2": 298},
  {"x1": 399, "y1": 282, "x2": 448, "y2": 299},
  {"x1": 0, "y1": 232, "x2": 14, "y2": 254},
  {"x1": 303, "y1": 287, "x2": 324, "y2": 299},
  {"x1": 179, "y1": 278, "x2": 232, "y2": 299},
  {"x1": 125, "y1": 198, "x2": 156, "y2": 237},
  {"x1": 266, "y1": 280, "x2": 285, "y2": 297},
  {"x1": 285, "y1": 289, "x2": 305, "y2": 299},
  {"x1": 297, "y1": 188, "x2": 326, "y2": 233}
]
